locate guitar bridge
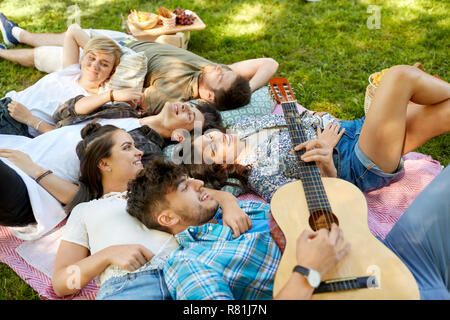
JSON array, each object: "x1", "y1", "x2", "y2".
[{"x1": 313, "y1": 276, "x2": 379, "y2": 294}]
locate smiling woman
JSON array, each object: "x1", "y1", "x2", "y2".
[
  {"x1": 159, "y1": 101, "x2": 204, "y2": 134},
  {"x1": 64, "y1": 123, "x2": 143, "y2": 212},
  {"x1": 51, "y1": 122, "x2": 178, "y2": 299},
  {"x1": 0, "y1": 25, "x2": 124, "y2": 137},
  {"x1": 191, "y1": 65, "x2": 450, "y2": 201},
  {"x1": 0, "y1": 99, "x2": 223, "y2": 237},
  {"x1": 76, "y1": 36, "x2": 122, "y2": 94},
  {"x1": 51, "y1": 122, "x2": 246, "y2": 300}
]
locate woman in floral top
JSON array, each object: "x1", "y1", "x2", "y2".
[{"x1": 191, "y1": 65, "x2": 450, "y2": 201}]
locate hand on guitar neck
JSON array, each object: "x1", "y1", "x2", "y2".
[
  {"x1": 293, "y1": 123, "x2": 345, "y2": 178},
  {"x1": 274, "y1": 223, "x2": 351, "y2": 300}
]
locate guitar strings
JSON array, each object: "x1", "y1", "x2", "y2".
[
  {"x1": 282, "y1": 101, "x2": 335, "y2": 230},
  {"x1": 277, "y1": 88, "x2": 335, "y2": 231},
  {"x1": 278, "y1": 97, "x2": 323, "y2": 231},
  {"x1": 283, "y1": 101, "x2": 331, "y2": 231},
  {"x1": 285, "y1": 110, "x2": 324, "y2": 231},
  {"x1": 278, "y1": 86, "x2": 348, "y2": 288}
]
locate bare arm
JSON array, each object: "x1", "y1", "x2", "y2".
[
  {"x1": 52, "y1": 240, "x2": 104, "y2": 297},
  {"x1": 52, "y1": 241, "x2": 154, "y2": 297},
  {"x1": 7, "y1": 101, "x2": 55, "y2": 134},
  {"x1": 0, "y1": 149, "x2": 78, "y2": 204},
  {"x1": 73, "y1": 88, "x2": 143, "y2": 115},
  {"x1": 274, "y1": 271, "x2": 315, "y2": 300},
  {"x1": 229, "y1": 58, "x2": 279, "y2": 92},
  {"x1": 203, "y1": 188, "x2": 253, "y2": 238},
  {"x1": 62, "y1": 23, "x2": 90, "y2": 68}
]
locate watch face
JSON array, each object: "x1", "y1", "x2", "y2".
[{"x1": 308, "y1": 270, "x2": 321, "y2": 288}]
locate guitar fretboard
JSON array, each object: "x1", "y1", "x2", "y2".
[{"x1": 281, "y1": 101, "x2": 333, "y2": 214}]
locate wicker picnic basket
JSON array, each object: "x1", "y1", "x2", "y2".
[
  {"x1": 364, "y1": 72, "x2": 380, "y2": 114},
  {"x1": 364, "y1": 82, "x2": 376, "y2": 115}
]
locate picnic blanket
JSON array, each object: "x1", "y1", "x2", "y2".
[
  {"x1": 0, "y1": 221, "x2": 98, "y2": 300},
  {"x1": 0, "y1": 151, "x2": 442, "y2": 299},
  {"x1": 0, "y1": 100, "x2": 443, "y2": 299},
  {"x1": 249, "y1": 152, "x2": 442, "y2": 252}
]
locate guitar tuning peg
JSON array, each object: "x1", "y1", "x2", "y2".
[{"x1": 269, "y1": 91, "x2": 277, "y2": 104}]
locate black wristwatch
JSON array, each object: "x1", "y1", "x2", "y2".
[{"x1": 293, "y1": 265, "x2": 321, "y2": 288}]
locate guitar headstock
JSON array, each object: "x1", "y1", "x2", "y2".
[{"x1": 269, "y1": 77, "x2": 296, "y2": 104}]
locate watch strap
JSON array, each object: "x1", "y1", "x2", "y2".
[{"x1": 293, "y1": 265, "x2": 310, "y2": 277}]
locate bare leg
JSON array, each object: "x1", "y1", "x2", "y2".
[
  {"x1": 359, "y1": 65, "x2": 450, "y2": 173},
  {"x1": 0, "y1": 24, "x2": 89, "y2": 69},
  {"x1": 18, "y1": 30, "x2": 66, "y2": 47},
  {"x1": 0, "y1": 47, "x2": 34, "y2": 66},
  {"x1": 403, "y1": 100, "x2": 450, "y2": 154}
]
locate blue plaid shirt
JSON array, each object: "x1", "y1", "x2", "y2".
[{"x1": 163, "y1": 201, "x2": 281, "y2": 300}]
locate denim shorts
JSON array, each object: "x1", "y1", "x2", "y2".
[
  {"x1": 95, "y1": 268, "x2": 172, "y2": 300},
  {"x1": 0, "y1": 97, "x2": 32, "y2": 137},
  {"x1": 334, "y1": 117, "x2": 404, "y2": 192}
]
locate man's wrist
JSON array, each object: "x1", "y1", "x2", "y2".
[
  {"x1": 218, "y1": 198, "x2": 239, "y2": 214},
  {"x1": 293, "y1": 265, "x2": 321, "y2": 288},
  {"x1": 292, "y1": 270, "x2": 312, "y2": 286}
]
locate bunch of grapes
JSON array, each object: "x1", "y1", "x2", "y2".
[{"x1": 173, "y1": 8, "x2": 196, "y2": 25}]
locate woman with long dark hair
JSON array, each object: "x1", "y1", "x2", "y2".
[
  {"x1": 190, "y1": 65, "x2": 450, "y2": 201},
  {"x1": 50, "y1": 122, "x2": 251, "y2": 299},
  {"x1": 51, "y1": 123, "x2": 174, "y2": 299},
  {"x1": 0, "y1": 100, "x2": 222, "y2": 239}
]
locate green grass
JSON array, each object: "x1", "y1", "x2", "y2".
[
  {"x1": 0, "y1": 263, "x2": 39, "y2": 299},
  {"x1": 0, "y1": 0, "x2": 448, "y2": 299}
]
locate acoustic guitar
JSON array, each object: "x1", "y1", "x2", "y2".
[{"x1": 269, "y1": 77, "x2": 419, "y2": 299}]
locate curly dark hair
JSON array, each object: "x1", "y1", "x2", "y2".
[{"x1": 126, "y1": 159, "x2": 187, "y2": 232}]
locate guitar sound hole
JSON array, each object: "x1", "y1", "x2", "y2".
[{"x1": 309, "y1": 210, "x2": 339, "y2": 231}]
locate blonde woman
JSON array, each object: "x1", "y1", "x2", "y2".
[{"x1": 1, "y1": 24, "x2": 142, "y2": 136}]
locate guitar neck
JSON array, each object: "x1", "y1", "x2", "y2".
[{"x1": 281, "y1": 101, "x2": 332, "y2": 213}]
